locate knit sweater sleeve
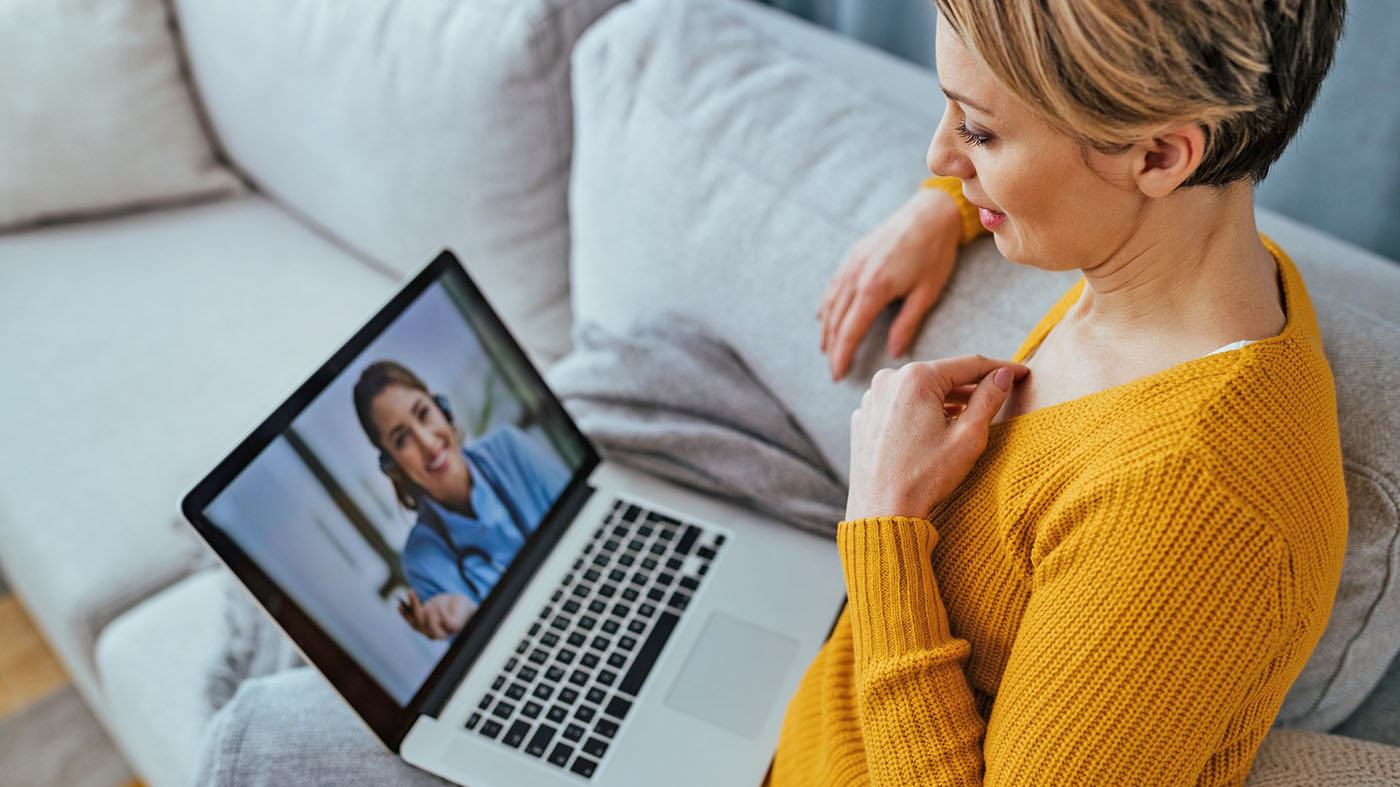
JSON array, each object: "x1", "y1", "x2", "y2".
[
  {"x1": 921, "y1": 175, "x2": 986, "y2": 245},
  {"x1": 838, "y1": 450, "x2": 1290, "y2": 785}
]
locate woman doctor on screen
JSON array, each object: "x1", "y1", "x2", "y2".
[{"x1": 353, "y1": 360, "x2": 571, "y2": 641}]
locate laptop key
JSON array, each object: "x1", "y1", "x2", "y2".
[
  {"x1": 641, "y1": 556, "x2": 658, "y2": 570},
  {"x1": 618, "y1": 636, "x2": 637, "y2": 651},
  {"x1": 583, "y1": 736, "x2": 609, "y2": 759},
  {"x1": 557, "y1": 648, "x2": 576, "y2": 665},
  {"x1": 465, "y1": 712, "x2": 482, "y2": 730},
  {"x1": 559, "y1": 688, "x2": 579, "y2": 705},
  {"x1": 502, "y1": 720, "x2": 531, "y2": 749},
  {"x1": 618, "y1": 554, "x2": 635, "y2": 568},
  {"x1": 478, "y1": 694, "x2": 495, "y2": 711},
  {"x1": 668, "y1": 591, "x2": 690, "y2": 611},
  {"x1": 581, "y1": 652, "x2": 600, "y2": 669},
  {"x1": 675, "y1": 525, "x2": 701, "y2": 555},
  {"x1": 589, "y1": 599, "x2": 607, "y2": 614},
  {"x1": 533, "y1": 684, "x2": 554, "y2": 701},
  {"x1": 523, "y1": 701, "x2": 542, "y2": 719},
  {"x1": 697, "y1": 546, "x2": 717, "y2": 561},
  {"x1": 627, "y1": 620, "x2": 646, "y2": 634},
  {"x1": 547, "y1": 705, "x2": 568, "y2": 723},
  {"x1": 480, "y1": 720, "x2": 503, "y2": 739},
  {"x1": 517, "y1": 666, "x2": 538, "y2": 682},
  {"x1": 679, "y1": 576, "x2": 700, "y2": 592},
  {"x1": 607, "y1": 653, "x2": 627, "y2": 669},
  {"x1": 594, "y1": 718, "x2": 619, "y2": 739},
  {"x1": 562, "y1": 600, "x2": 580, "y2": 615},
  {"x1": 638, "y1": 603, "x2": 657, "y2": 618},
  {"x1": 563, "y1": 723, "x2": 586, "y2": 742},
  {"x1": 576, "y1": 705, "x2": 596, "y2": 723},
  {"x1": 605, "y1": 696, "x2": 632, "y2": 720},
  {"x1": 570, "y1": 756, "x2": 598, "y2": 778},
  {"x1": 549, "y1": 742, "x2": 575, "y2": 767},
  {"x1": 546, "y1": 665, "x2": 565, "y2": 682},
  {"x1": 597, "y1": 670, "x2": 617, "y2": 687},
  {"x1": 586, "y1": 687, "x2": 606, "y2": 705},
  {"x1": 622, "y1": 587, "x2": 640, "y2": 602},
  {"x1": 542, "y1": 632, "x2": 560, "y2": 647},
  {"x1": 525, "y1": 724, "x2": 557, "y2": 758},
  {"x1": 620, "y1": 611, "x2": 681, "y2": 696},
  {"x1": 569, "y1": 670, "x2": 589, "y2": 686},
  {"x1": 647, "y1": 588, "x2": 665, "y2": 602},
  {"x1": 665, "y1": 557, "x2": 682, "y2": 570},
  {"x1": 505, "y1": 683, "x2": 527, "y2": 700},
  {"x1": 602, "y1": 619, "x2": 620, "y2": 635}
]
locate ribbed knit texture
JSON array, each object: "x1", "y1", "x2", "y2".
[{"x1": 770, "y1": 189, "x2": 1349, "y2": 785}]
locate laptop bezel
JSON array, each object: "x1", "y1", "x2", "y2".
[{"x1": 180, "y1": 250, "x2": 601, "y2": 751}]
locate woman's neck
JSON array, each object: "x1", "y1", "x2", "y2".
[{"x1": 1064, "y1": 182, "x2": 1284, "y2": 359}]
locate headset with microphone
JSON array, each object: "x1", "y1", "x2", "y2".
[{"x1": 380, "y1": 392, "x2": 533, "y2": 601}]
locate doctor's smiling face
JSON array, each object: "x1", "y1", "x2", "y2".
[{"x1": 370, "y1": 383, "x2": 472, "y2": 511}]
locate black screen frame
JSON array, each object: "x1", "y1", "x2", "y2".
[{"x1": 180, "y1": 250, "x2": 600, "y2": 751}]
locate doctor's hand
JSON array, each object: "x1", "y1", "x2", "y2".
[
  {"x1": 845, "y1": 355, "x2": 1029, "y2": 521},
  {"x1": 398, "y1": 590, "x2": 476, "y2": 640},
  {"x1": 819, "y1": 187, "x2": 963, "y2": 381}
]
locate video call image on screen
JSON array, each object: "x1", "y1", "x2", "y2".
[{"x1": 204, "y1": 276, "x2": 586, "y2": 704}]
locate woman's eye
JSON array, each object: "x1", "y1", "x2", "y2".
[
  {"x1": 955, "y1": 121, "x2": 992, "y2": 147},
  {"x1": 394, "y1": 434, "x2": 406, "y2": 450}
]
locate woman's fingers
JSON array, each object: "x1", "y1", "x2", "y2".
[
  {"x1": 956, "y1": 367, "x2": 1015, "y2": 434},
  {"x1": 831, "y1": 290, "x2": 893, "y2": 380},
  {"x1": 927, "y1": 354, "x2": 1029, "y2": 391},
  {"x1": 822, "y1": 276, "x2": 856, "y2": 355}
]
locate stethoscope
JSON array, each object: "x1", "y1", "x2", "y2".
[{"x1": 416, "y1": 446, "x2": 533, "y2": 601}]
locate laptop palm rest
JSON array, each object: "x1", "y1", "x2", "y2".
[{"x1": 662, "y1": 612, "x2": 799, "y2": 738}]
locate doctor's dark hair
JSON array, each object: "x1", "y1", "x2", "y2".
[
  {"x1": 934, "y1": 0, "x2": 1345, "y2": 187},
  {"x1": 353, "y1": 359, "x2": 439, "y2": 511}
]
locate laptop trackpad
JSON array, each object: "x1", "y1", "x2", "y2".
[{"x1": 663, "y1": 612, "x2": 799, "y2": 738}]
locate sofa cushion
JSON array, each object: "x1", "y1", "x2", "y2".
[
  {"x1": 96, "y1": 569, "x2": 230, "y2": 787},
  {"x1": 568, "y1": 0, "x2": 1400, "y2": 731},
  {"x1": 0, "y1": 0, "x2": 241, "y2": 231},
  {"x1": 172, "y1": 0, "x2": 623, "y2": 364},
  {"x1": 0, "y1": 196, "x2": 394, "y2": 722}
]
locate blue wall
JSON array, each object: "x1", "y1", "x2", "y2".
[{"x1": 763, "y1": 0, "x2": 1400, "y2": 263}]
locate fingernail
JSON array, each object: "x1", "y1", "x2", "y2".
[{"x1": 994, "y1": 367, "x2": 1013, "y2": 391}]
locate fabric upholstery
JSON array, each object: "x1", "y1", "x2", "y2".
[
  {"x1": 568, "y1": 0, "x2": 1400, "y2": 732},
  {"x1": 0, "y1": 196, "x2": 394, "y2": 729},
  {"x1": 0, "y1": 0, "x2": 240, "y2": 230},
  {"x1": 96, "y1": 569, "x2": 230, "y2": 787},
  {"x1": 171, "y1": 0, "x2": 623, "y2": 364}
]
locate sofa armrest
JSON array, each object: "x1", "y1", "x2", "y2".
[{"x1": 1246, "y1": 728, "x2": 1400, "y2": 786}]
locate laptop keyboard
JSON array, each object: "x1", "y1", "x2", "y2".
[{"x1": 463, "y1": 498, "x2": 726, "y2": 779}]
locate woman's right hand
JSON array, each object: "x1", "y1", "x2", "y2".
[
  {"x1": 398, "y1": 589, "x2": 476, "y2": 640},
  {"x1": 818, "y1": 186, "x2": 964, "y2": 381}
]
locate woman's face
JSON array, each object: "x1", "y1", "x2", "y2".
[
  {"x1": 370, "y1": 384, "x2": 469, "y2": 506},
  {"x1": 926, "y1": 16, "x2": 1146, "y2": 272}
]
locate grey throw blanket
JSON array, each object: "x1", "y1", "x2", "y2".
[
  {"x1": 546, "y1": 317, "x2": 845, "y2": 536},
  {"x1": 200, "y1": 317, "x2": 846, "y2": 742}
]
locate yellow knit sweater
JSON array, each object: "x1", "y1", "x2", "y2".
[{"x1": 769, "y1": 177, "x2": 1349, "y2": 786}]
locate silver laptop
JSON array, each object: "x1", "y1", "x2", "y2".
[{"x1": 182, "y1": 250, "x2": 845, "y2": 786}]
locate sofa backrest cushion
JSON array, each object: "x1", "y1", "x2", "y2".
[
  {"x1": 567, "y1": 0, "x2": 1400, "y2": 732},
  {"x1": 172, "y1": 0, "x2": 623, "y2": 364},
  {"x1": 0, "y1": 0, "x2": 241, "y2": 232}
]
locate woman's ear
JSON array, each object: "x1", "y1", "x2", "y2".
[{"x1": 1133, "y1": 123, "x2": 1206, "y2": 198}]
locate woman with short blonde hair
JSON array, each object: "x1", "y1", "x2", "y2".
[{"x1": 795, "y1": 0, "x2": 1348, "y2": 783}]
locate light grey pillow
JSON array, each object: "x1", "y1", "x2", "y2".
[
  {"x1": 568, "y1": 0, "x2": 1400, "y2": 731},
  {"x1": 173, "y1": 0, "x2": 625, "y2": 363},
  {"x1": 0, "y1": 0, "x2": 240, "y2": 231}
]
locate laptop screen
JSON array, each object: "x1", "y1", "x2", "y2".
[{"x1": 182, "y1": 252, "x2": 598, "y2": 746}]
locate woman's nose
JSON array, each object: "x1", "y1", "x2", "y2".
[{"x1": 927, "y1": 115, "x2": 974, "y2": 180}]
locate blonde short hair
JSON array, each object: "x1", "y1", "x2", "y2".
[{"x1": 935, "y1": 0, "x2": 1345, "y2": 187}]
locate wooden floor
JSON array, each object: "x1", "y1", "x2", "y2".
[
  {"x1": 0, "y1": 594, "x2": 69, "y2": 719},
  {"x1": 0, "y1": 593, "x2": 140, "y2": 787}
]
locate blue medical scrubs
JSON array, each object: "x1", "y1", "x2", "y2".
[{"x1": 401, "y1": 425, "x2": 571, "y2": 605}]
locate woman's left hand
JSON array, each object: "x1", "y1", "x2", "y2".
[{"x1": 846, "y1": 355, "x2": 1029, "y2": 521}]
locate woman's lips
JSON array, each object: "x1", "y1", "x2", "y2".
[
  {"x1": 426, "y1": 449, "x2": 449, "y2": 473},
  {"x1": 979, "y1": 206, "x2": 1007, "y2": 230}
]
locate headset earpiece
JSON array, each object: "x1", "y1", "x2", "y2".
[
  {"x1": 379, "y1": 452, "x2": 395, "y2": 473},
  {"x1": 433, "y1": 393, "x2": 454, "y2": 424}
]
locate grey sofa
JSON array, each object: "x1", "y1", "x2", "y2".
[{"x1": 2, "y1": 0, "x2": 1397, "y2": 785}]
